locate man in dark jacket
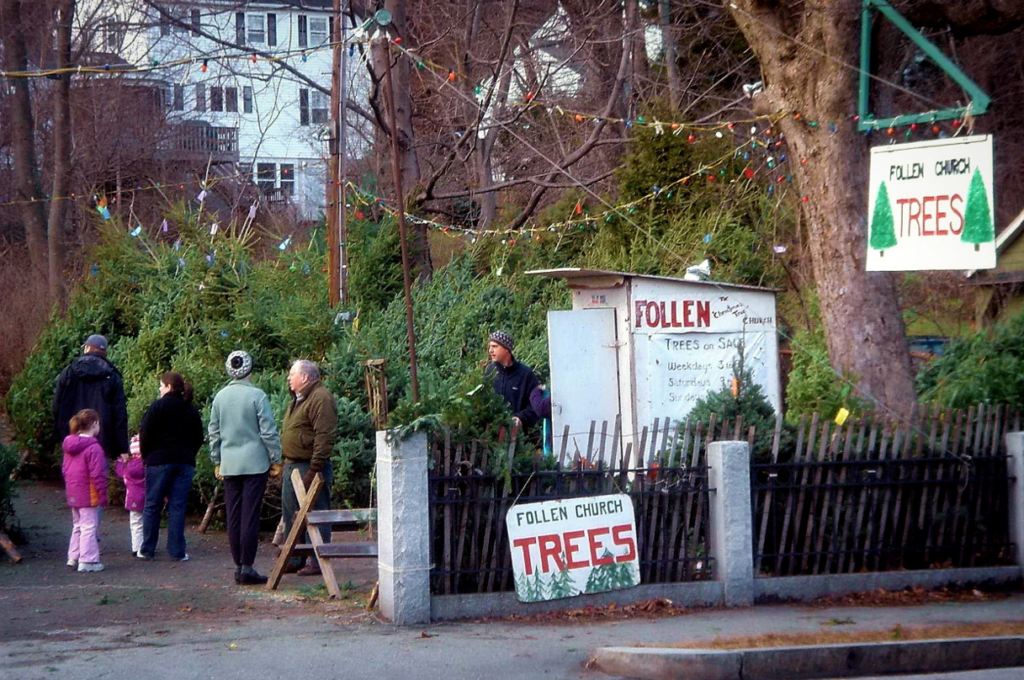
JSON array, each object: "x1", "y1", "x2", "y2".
[
  {"x1": 53, "y1": 335, "x2": 129, "y2": 459},
  {"x1": 487, "y1": 330, "x2": 540, "y2": 431},
  {"x1": 280, "y1": 359, "x2": 338, "y2": 575}
]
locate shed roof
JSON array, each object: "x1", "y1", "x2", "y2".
[{"x1": 526, "y1": 268, "x2": 780, "y2": 293}]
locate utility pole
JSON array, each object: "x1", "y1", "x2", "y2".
[
  {"x1": 338, "y1": 2, "x2": 349, "y2": 305},
  {"x1": 380, "y1": 25, "x2": 420, "y2": 403},
  {"x1": 327, "y1": 0, "x2": 344, "y2": 307}
]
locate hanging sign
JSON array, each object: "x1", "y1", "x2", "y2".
[
  {"x1": 506, "y1": 494, "x2": 639, "y2": 602},
  {"x1": 866, "y1": 134, "x2": 995, "y2": 271}
]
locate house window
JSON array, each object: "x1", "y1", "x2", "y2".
[
  {"x1": 210, "y1": 86, "x2": 223, "y2": 112},
  {"x1": 172, "y1": 8, "x2": 188, "y2": 34},
  {"x1": 243, "y1": 86, "x2": 253, "y2": 113},
  {"x1": 256, "y1": 163, "x2": 276, "y2": 192},
  {"x1": 308, "y1": 16, "x2": 328, "y2": 45},
  {"x1": 172, "y1": 84, "x2": 185, "y2": 111},
  {"x1": 311, "y1": 90, "x2": 329, "y2": 124},
  {"x1": 298, "y1": 15, "x2": 308, "y2": 48},
  {"x1": 195, "y1": 83, "x2": 206, "y2": 112},
  {"x1": 235, "y1": 12, "x2": 245, "y2": 46},
  {"x1": 225, "y1": 87, "x2": 238, "y2": 113},
  {"x1": 280, "y1": 164, "x2": 294, "y2": 196},
  {"x1": 247, "y1": 14, "x2": 265, "y2": 44},
  {"x1": 267, "y1": 13, "x2": 277, "y2": 47},
  {"x1": 105, "y1": 22, "x2": 125, "y2": 51},
  {"x1": 299, "y1": 88, "x2": 309, "y2": 126},
  {"x1": 190, "y1": 9, "x2": 201, "y2": 36}
]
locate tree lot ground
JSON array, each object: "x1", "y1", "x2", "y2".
[{"x1": 0, "y1": 480, "x2": 378, "y2": 642}]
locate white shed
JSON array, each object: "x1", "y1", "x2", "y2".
[{"x1": 527, "y1": 268, "x2": 780, "y2": 462}]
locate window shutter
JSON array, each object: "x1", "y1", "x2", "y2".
[
  {"x1": 190, "y1": 9, "x2": 200, "y2": 36},
  {"x1": 299, "y1": 89, "x2": 309, "y2": 126},
  {"x1": 298, "y1": 15, "x2": 308, "y2": 48},
  {"x1": 195, "y1": 84, "x2": 206, "y2": 112},
  {"x1": 235, "y1": 12, "x2": 245, "y2": 46},
  {"x1": 267, "y1": 13, "x2": 277, "y2": 46}
]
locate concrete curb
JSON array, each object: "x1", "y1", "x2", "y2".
[{"x1": 589, "y1": 635, "x2": 1024, "y2": 679}]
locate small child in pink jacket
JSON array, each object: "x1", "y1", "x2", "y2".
[
  {"x1": 61, "y1": 409, "x2": 108, "y2": 573},
  {"x1": 116, "y1": 434, "x2": 145, "y2": 554}
]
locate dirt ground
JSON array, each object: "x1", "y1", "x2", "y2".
[{"x1": 0, "y1": 480, "x2": 380, "y2": 642}]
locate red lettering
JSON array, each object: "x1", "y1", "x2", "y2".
[
  {"x1": 537, "y1": 533, "x2": 565, "y2": 573},
  {"x1": 634, "y1": 300, "x2": 646, "y2": 328},
  {"x1": 683, "y1": 300, "x2": 694, "y2": 327},
  {"x1": 563, "y1": 530, "x2": 587, "y2": 569},
  {"x1": 696, "y1": 301, "x2": 710, "y2": 327},
  {"x1": 949, "y1": 194, "x2": 964, "y2": 235},
  {"x1": 922, "y1": 195, "x2": 934, "y2": 235},
  {"x1": 513, "y1": 537, "x2": 537, "y2": 575},
  {"x1": 670, "y1": 301, "x2": 681, "y2": 327},
  {"x1": 659, "y1": 301, "x2": 669, "y2": 328},
  {"x1": 908, "y1": 197, "x2": 921, "y2": 235},
  {"x1": 612, "y1": 524, "x2": 637, "y2": 563},
  {"x1": 935, "y1": 195, "x2": 948, "y2": 235},
  {"x1": 589, "y1": 527, "x2": 613, "y2": 566},
  {"x1": 896, "y1": 198, "x2": 912, "y2": 237},
  {"x1": 645, "y1": 301, "x2": 659, "y2": 328}
]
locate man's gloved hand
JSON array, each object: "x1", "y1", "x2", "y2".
[
  {"x1": 268, "y1": 463, "x2": 283, "y2": 478},
  {"x1": 302, "y1": 468, "x2": 318, "y2": 491},
  {"x1": 214, "y1": 465, "x2": 223, "y2": 480}
]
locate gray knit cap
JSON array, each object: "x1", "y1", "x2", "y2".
[
  {"x1": 225, "y1": 350, "x2": 253, "y2": 379},
  {"x1": 488, "y1": 330, "x2": 514, "y2": 353}
]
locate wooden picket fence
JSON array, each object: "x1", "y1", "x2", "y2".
[
  {"x1": 427, "y1": 420, "x2": 714, "y2": 595},
  {"x1": 752, "y1": 404, "x2": 1017, "y2": 576}
]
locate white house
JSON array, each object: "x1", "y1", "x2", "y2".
[{"x1": 78, "y1": 0, "x2": 370, "y2": 219}]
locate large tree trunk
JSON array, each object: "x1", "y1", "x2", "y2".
[
  {"x1": 0, "y1": 1, "x2": 48, "y2": 274},
  {"x1": 47, "y1": 0, "x2": 75, "y2": 306},
  {"x1": 726, "y1": 0, "x2": 917, "y2": 415},
  {"x1": 370, "y1": 0, "x2": 432, "y2": 279}
]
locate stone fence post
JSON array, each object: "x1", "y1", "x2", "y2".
[
  {"x1": 376, "y1": 430, "x2": 431, "y2": 624},
  {"x1": 707, "y1": 440, "x2": 755, "y2": 607},
  {"x1": 1004, "y1": 433, "x2": 1024, "y2": 575}
]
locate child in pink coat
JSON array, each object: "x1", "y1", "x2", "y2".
[
  {"x1": 116, "y1": 435, "x2": 146, "y2": 554},
  {"x1": 62, "y1": 409, "x2": 108, "y2": 573}
]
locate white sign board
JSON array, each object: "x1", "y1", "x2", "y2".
[
  {"x1": 866, "y1": 135, "x2": 995, "y2": 271},
  {"x1": 630, "y1": 279, "x2": 780, "y2": 429},
  {"x1": 506, "y1": 494, "x2": 640, "y2": 602}
]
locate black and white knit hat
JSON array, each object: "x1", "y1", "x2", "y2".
[
  {"x1": 225, "y1": 351, "x2": 253, "y2": 380},
  {"x1": 488, "y1": 330, "x2": 514, "y2": 353}
]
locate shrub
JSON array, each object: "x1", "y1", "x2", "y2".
[{"x1": 0, "y1": 425, "x2": 18, "y2": 536}]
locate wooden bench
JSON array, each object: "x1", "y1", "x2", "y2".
[{"x1": 266, "y1": 470, "x2": 377, "y2": 599}]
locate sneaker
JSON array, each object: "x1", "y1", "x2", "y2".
[
  {"x1": 176, "y1": 554, "x2": 190, "y2": 562},
  {"x1": 78, "y1": 562, "x2": 104, "y2": 573},
  {"x1": 136, "y1": 551, "x2": 153, "y2": 561},
  {"x1": 296, "y1": 562, "x2": 322, "y2": 577},
  {"x1": 66, "y1": 559, "x2": 78, "y2": 569}
]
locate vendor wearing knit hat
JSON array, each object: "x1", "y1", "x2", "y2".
[
  {"x1": 208, "y1": 350, "x2": 282, "y2": 585},
  {"x1": 487, "y1": 330, "x2": 540, "y2": 430}
]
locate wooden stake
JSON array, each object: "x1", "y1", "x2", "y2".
[{"x1": 0, "y1": 531, "x2": 22, "y2": 564}]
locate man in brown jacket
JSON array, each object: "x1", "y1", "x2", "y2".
[{"x1": 281, "y1": 359, "x2": 338, "y2": 575}]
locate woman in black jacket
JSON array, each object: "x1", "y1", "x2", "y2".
[{"x1": 138, "y1": 371, "x2": 204, "y2": 561}]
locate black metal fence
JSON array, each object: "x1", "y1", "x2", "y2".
[{"x1": 427, "y1": 434, "x2": 714, "y2": 595}]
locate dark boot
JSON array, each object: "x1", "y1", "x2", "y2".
[
  {"x1": 234, "y1": 565, "x2": 242, "y2": 584},
  {"x1": 238, "y1": 565, "x2": 268, "y2": 585}
]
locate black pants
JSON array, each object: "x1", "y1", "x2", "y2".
[{"x1": 223, "y1": 473, "x2": 268, "y2": 567}]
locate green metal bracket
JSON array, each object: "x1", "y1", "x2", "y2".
[{"x1": 858, "y1": 0, "x2": 990, "y2": 131}]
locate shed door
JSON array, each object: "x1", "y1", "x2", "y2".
[{"x1": 547, "y1": 308, "x2": 620, "y2": 460}]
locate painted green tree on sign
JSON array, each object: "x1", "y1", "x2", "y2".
[
  {"x1": 961, "y1": 168, "x2": 994, "y2": 251},
  {"x1": 548, "y1": 565, "x2": 577, "y2": 600},
  {"x1": 869, "y1": 181, "x2": 897, "y2": 255}
]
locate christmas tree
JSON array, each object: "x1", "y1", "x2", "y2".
[
  {"x1": 548, "y1": 564, "x2": 578, "y2": 600},
  {"x1": 584, "y1": 552, "x2": 618, "y2": 594},
  {"x1": 869, "y1": 181, "x2": 897, "y2": 255},
  {"x1": 961, "y1": 168, "x2": 994, "y2": 251}
]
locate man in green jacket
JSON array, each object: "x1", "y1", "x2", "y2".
[
  {"x1": 209, "y1": 351, "x2": 283, "y2": 585},
  {"x1": 281, "y1": 359, "x2": 338, "y2": 575}
]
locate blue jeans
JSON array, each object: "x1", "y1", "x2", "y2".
[{"x1": 142, "y1": 464, "x2": 195, "y2": 559}]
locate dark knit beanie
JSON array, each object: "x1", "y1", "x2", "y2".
[{"x1": 488, "y1": 330, "x2": 514, "y2": 353}]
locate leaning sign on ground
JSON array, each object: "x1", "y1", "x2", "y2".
[
  {"x1": 506, "y1": 493, "x2": 640, "y2": 602},
  {"x1": 866, "y1": 134, "x2": 995, "y2": 271}
]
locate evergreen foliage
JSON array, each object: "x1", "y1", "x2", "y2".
[
  {"x1": 918, "y1": 312, "x2": 1024, "y2": 408},
  {"x1": 784, "y1": 323, "x2": 868, "y2": 426},
  {"x1": 547, "y1": 564, "x2": 578, "y2": 600},
  {"x1": 0, "y1": 423, "x2": 18, "y2": 536}
]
